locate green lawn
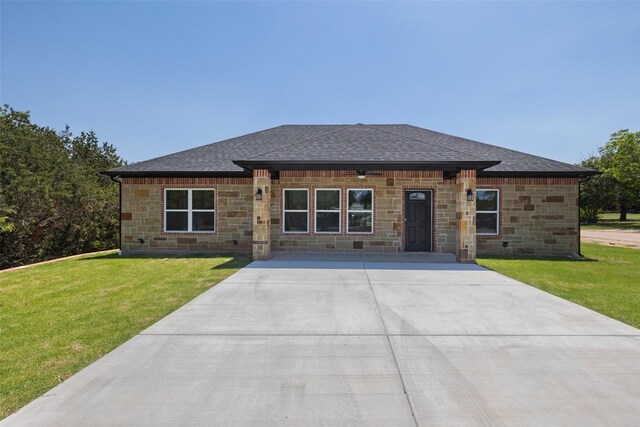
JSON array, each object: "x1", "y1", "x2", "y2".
[
  {"x1": 478, "y1": 243, "x2": 640, "y2": 329},
  {"x1": 0, "y1": 252, "x2": 250, "y2": 419},
  {"x1": 581, "y1": 212, "x2": 640, "y2": 230}
]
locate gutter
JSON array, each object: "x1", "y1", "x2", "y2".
[{"x1": 231, "y1": 159, "x2": 502, "y2": 172}]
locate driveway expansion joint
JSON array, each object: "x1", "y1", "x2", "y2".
[{"x1": 363, "y1": 261, "x2": 419, "y2": 427}]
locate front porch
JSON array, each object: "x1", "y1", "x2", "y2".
[
  {"x1": 269, "y1": 251, "x2": 457, "y2": 263},
  {"x1": 250, "y1": 168, "x2": 479, "y2": 263}
]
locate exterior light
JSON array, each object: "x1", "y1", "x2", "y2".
[
  {"x1": 356, "y1": 170, "x2": 366, "y2": 180},
  {"x1": 256, "y1": 188, "x2": 263, "y2": 200},
  {"x1": 466, "y1": 188, "x2": 474, "y2": 201}
]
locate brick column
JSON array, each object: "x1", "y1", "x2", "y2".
[
  {"x1": 456, "y1": 169, "x2": 476, "y2": 263},
  {"x1": 252, "y1": 169, "x2": 271, "y2": 260}
]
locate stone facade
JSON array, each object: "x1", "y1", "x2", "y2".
[
  {"x1": 456, "y1": 170, "x2": 476, "y2": 263},
  {"x1": 119, "y1": 173, "x2": 580, "y2": 259},
  {"x1": 120, "y1": 177, "x2": 253, "y2": 253},
  {"x1": 252, "y1": 170, "x2": 271, "y2": 260},
  {"x1": 270, "y1": 171, "x2": 458, "y2": 254},
  {"x1": 476, "y1": 177, "x2": 580, "y2": 256}
]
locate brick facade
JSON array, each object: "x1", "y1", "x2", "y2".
[
  {"x1": 119, "y1": 174, "x2": 580, "y2": 258},
  {"x1": 120, "y1": 177, "x2": 253, "y2": 253},
  {"x1": 476, "y1": 177, "x2": 579, "y2": 256},
  {"x1": 456, "y1": 170, "x2": 476, "y2": 262},
  {"x1": 270, "y1": 171, "x2": 457, "y2": 253}
]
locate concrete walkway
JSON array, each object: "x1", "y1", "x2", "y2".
[
  {"x1": 4, "y1": 260, "x2": 640, "y2": 425},
  {"x1": 582, "y1": 229, "x2": 640, "y2": 248}
]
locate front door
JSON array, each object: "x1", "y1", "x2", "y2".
[{"x1": 404, "y1": 190, "x2": 433, "y2": 252}]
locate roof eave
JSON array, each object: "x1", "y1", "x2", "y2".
[{"x1": 232, "y1": 160, "x2": 501, "y2": 172}]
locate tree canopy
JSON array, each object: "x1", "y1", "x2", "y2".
[
  {"x1": 0, "y1": 105, "x2": 125, "y2": 268},
  {"x1": 580, "y1": 129, "x2": 640, "y2": 222}
]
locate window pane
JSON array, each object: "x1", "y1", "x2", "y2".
[
  {"x1": 166, "y1": 190, "x2": 188, "y2": 210},
  {"x1": 348, "y1": 190, "x2": 372, "y2": 211},
  {"x1": 192, "y1": 190, "x2": 215, "y2": 210},
  {"x1": 316, "y1": 212, "x2": 339, "y2": 233},
  {"x1": 284, "y1": 212, "x2": 308, "y2": 232},
  {"x1": 166, "y1": 211, "x2": 188, "y2": 231},
  {"x1": 192, "y1": 212, "x2": 215, "y2": 231},
  {"x1": 477, "y1": 190, "x2": 498, "y2": 211},
  {"x1": 316, "y1": 190, "x2": 340, "y2": 211},
  {"x1": 409, "y1": 192, "x2": 427, "y2": 200},
  {"x1": 349, "y1": 212, "x2": 372, "y2": 233},
  {"x1": 284, "y1": 190, "x2": 308, "y2": 210},
  {"x1": 477, "y1": 213, "x2": 498, "y2": 234}
]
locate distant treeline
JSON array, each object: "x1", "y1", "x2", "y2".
[{"x1": 0, "y1": 105, "x2": 125, "y2": 269}]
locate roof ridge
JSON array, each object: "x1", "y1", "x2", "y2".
[{"x1": 368, "y1": 125, "x2": 491, "y2": 162}]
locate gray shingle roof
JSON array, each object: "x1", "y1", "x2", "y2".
[{"x1": 106, "y1": 124, "x2": 597, "y2": 177}]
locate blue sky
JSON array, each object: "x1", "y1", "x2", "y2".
[{"x1": 2, "y1": 1, "x2": 639, "y2": 164}]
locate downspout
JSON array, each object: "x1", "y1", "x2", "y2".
[
  {"x1": 109, "y1": 175, "x2": 122, "y2": 255},
  {"x1": 578, "y1": 175, "x2": 592, "y2": 257}
]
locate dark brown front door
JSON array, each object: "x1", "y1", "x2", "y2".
[{"x1": 404, "y1": 190, "x2": 432, "y2": 252}]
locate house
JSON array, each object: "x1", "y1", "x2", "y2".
[{"x1": 103, "y1": 124, "x2": 597, "y2": 262}]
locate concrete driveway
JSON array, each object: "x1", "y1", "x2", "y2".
[{"x1": 4, "y1": 259, "x2": 640, "y2": 426}]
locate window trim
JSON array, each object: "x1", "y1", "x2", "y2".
[
  {"x1": 314, "y1": 188, "x2": 341, "y2": 234},
  {"x1": 282, "y1": 188, "x2": 309, "y2": 234},
  {"x1": 347, "y1": 188, "x2": 374, "y2": 234},
  {"x1": 164, "y1": 188, "x2": 216, "y2": 233},
  {"x1": 476, "y1": 188, "x2": 500, "y2": 236}
]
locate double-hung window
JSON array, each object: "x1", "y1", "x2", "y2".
[
  {"x1": 476, "y1": 189, "x2": 499, "y2": 235},
  {"x1": 165, "y1": 189, "x2": 215, "y2": 232},
  {"x1": 283, "y1": 189, "x2": 309, "y2": 233},
  {"x1": 315, "y1": 189, "x2": 341, "y2": 233},
  {"x1": 347, "y1": 189, "x2": 373, "y2": 233}
]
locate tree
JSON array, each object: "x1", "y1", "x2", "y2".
[
  {"x1": 579, "y1": 129, "x2": 640, "y2": 223},
  {"x1": 0, "y1": 105, "x2": 125, "y2": 268},
  {"x1": 599, "y1": 130, "x2": 640, "y2": 220},
  {"x1": 579, "y1": 155, "x2": 617, "y2": 223}
]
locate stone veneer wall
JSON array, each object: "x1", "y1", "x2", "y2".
[
  {"x1": 270, "y1": 171, "x2": 458, "y2": 253},
  {"x1": 118, "y1": 174, "x2": 580, "y2": 257},
  {"x1": 120, "y1": 177, "x2": 253, "y2": 253},
  {"x1": 476, "y1": 177, "x2": 579, "y2": 256}
]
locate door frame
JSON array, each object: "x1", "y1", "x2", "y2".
[{"x1": 403, "y1": 189, "x2": 434, "y2": 252}]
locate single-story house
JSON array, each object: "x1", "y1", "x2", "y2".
[{"x1": 104, "y1": 124, "x2": 598, "y2": 262}]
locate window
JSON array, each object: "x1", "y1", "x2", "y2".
[
  {"x1": 165, "y1": 189, "x2": 215, "y2": 232},
  {"x1": 283, "y1": 189, "x2": 308, "y2": 233},
  {"x1": 315, "y1": 189, "x2": 341, "y2": 233},
  {"x1": 348, "y1": 189, "x2": 373, "y2": 233},
  {"x1": 476, "y1": 189, "x2": 499, "y2": 235}
]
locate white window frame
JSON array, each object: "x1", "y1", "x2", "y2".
[
  {"x1": 476, "y1": 189, "x2": 500, "y2": 236},
  {"x1": 282, "y1": 188, "x2": 309, "y2": 234},
  {"x1": 314, "y1": 188, "x2": 341, "y2": 234},
  {"x1": 164, "y1": 188, "x2": 216, "y2": 233},
  {"x1": 347, "y1": 188, "x2": 374, "y2": 234}
]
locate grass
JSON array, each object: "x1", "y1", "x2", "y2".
[
  {"x1": 478, "y1": 243, "x2": 640, "y2": 329},
  {"x1": 581, "y1": 212, "x2": 640, "y2": 230},
  {"x1": 0, "y1": 252, "x2": 250, "y2": 420}
]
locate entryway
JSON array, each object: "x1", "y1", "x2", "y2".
[{"x1": 404, "y1": 189, "x2": 433, "y2": 251}]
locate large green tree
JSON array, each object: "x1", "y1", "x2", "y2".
[
  {"x1": 0, "y1": 105, "x2": 124, "y2": 268},
  {"x1": 579, "y1": 129, "x2": 640, "y2": 222},
  {"x1": 599, "y1": 130, "x2": 640, "y2": 220}
]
